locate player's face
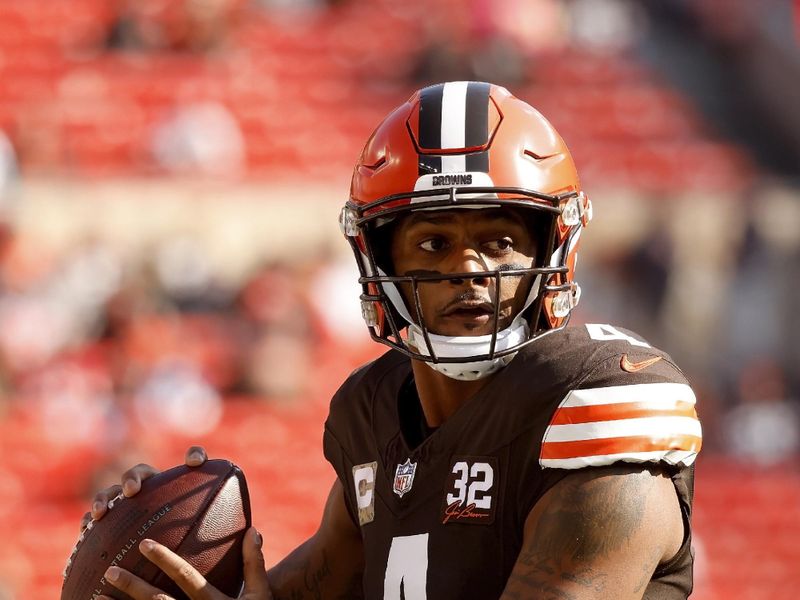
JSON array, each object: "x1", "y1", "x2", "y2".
[{"x1": 390, "y1": 209, "x2": 538, "y2": 338}]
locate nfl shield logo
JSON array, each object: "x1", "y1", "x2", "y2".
[{"x1": 393, "y1": 458, "x2": 417, "y2": 498}]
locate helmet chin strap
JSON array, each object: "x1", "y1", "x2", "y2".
[
  {"x1": 407, "y1": 315, "x2": 529, "y2": 381},
  {"x1": 378, "y1": 267, "x2": 543, "y2": 381}
]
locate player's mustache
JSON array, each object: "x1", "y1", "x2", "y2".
[{"x1": 440, "y1": 264, "x2": 528, "y2": 308}]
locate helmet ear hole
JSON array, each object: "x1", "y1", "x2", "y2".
[
  {"x1": 367, "y1": 220, "x2": 398, "y2": 275},
  {"x1": 526, "y1": 210, "x2": 556, "y2": 268},
  {"x1": 365, "y1": 220, "x2": 413, "y2": 336},
  {"x1": 381, "y1": 292, "x2": 411, "y2": 337},
  {"x1": 516, "y1": 209, "x2": 556, "y2": 329}
]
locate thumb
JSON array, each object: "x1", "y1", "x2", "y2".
[{"x1": 241, "y1": 527, "x2": 272, "y2": 598}]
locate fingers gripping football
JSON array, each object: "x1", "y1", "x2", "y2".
[
  {"x1": 121, "y1": 463, "x2": 160, "y2": 497},
  {"x1": 96, "y1": 563, "x2": 170, "y2": 600},
  {"x1": 241, "y1": 527, "x2": 272, "y2": 598},
  {"x1": 81, "y1": 462, "x2": 157, "y2": 530},
  {"x1": 142, "y1": 539, "x2": 209, "y2": 594},
  {"x1": 82, "y1": 447, "x2": 208, "y2": 531},
  {"x1": 98, "y1": 528, "x2": 272, "y2": 600},
  {"x1": 185, "y1": 445, "x2": 208, "y2": 467},
  {"x1": 81, "y1": 484, "x2": 123, "y2": 531},
  {"x1": 96, "y1": 540, "x2": 214, "y2": 600}
]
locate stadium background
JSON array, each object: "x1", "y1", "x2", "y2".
[{"x1": 0, "y1": 0, "x2": 798, "y2": 598}]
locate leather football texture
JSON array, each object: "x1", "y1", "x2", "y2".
[{"x1": 61, "y1": 459, "x2": 251, "y2": 600}]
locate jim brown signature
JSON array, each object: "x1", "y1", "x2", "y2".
[{"x1": 442, "y1": 501, "x2": 490, "y2": 525}]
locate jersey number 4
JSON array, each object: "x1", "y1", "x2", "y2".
[
  {"x1": 384, "y1": 533, "x2": 428, "y2": 600},
  {"x1": 384, "y1": 462, "x2": 495, "y2": 598},
  {"x1": 585, "y1": 324, "x2": 650, "y2": 348}
]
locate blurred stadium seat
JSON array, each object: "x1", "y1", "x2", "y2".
[{"x1": 0, "y1": 0, "x2": 754, "y2": 185}]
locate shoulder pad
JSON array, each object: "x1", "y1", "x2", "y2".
[
  {"x1": 326, "y1": 349, "x2": 410, "y2": 438},
  {"x1": 539, "y1": 335, "x2": 702, "y2": 470},
  {"x1": 329, "y1": 350, "x2": 407, "y2": 408}
]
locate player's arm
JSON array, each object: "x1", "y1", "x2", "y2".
[
  {"x1": 500, "y1": 465, "x2": 684, "y2": 600},
  {"x1": 267, "y1": 478, "x2": 365, "y2": 600}
]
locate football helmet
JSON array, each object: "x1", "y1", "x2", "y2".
[{"x1": 341, "y1": 81, "x2": 592, "y2": 380}]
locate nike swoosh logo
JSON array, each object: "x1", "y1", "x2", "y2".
[{"x1": 620, "y1": 354, "x2": 663, "y2": 373}]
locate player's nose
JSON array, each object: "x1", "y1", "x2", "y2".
[{"x1": 447, "y1": 246, "x2": 490, "y2": 286}]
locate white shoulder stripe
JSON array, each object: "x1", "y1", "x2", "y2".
[
  {"x1": 545, "y1": 416, "x2": 702, "y2": 442},
  {"x1": 540, "y1": 449, "x2": 699, "y2": 470},
  {"x1": 561, "y1": 382, "x2": 696, "y2": 408}
]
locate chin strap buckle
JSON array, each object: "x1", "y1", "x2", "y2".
[
  {"x1": 360, "y1": 299, "x2": 378, "y2": 326},
  {"x1": 339, "y1": 206, "x2": 359, "y2": 237},
  {"x1": 551, "y1": 283, "x2": 581, "y2": 318},
  {"x1": 560, "y1": 192, "x2": 592, "y2": 227}
]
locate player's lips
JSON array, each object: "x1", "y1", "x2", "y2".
[{"x1": 440, "y1": 301, "x2": 495, "y2": 323}]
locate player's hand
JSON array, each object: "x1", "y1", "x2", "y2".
[
  {"x1": 79, "y1": 446, "x2": 208, "y2": 531},
  {"x1": 96, "y1": 527, "x2": 273, "y2": 600}
]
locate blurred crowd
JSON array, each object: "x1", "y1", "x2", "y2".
[
  {"x1": 0, "y1": 200, "x2": 375, "y2": 425},
  {"x1": 0, "y1": 0, "x2": 798, "y2": 465}
]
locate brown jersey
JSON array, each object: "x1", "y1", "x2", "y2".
[{"x1": 323, "y1": 324, "x2": 701, "y2": 599}]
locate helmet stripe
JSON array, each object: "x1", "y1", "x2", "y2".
[
  {"x1": 441, "y1": 153, "x2": 467, "y2": 173},
  {"x1": 417, "y1": 82, "x2": 492, "y2": 177},
  {"x1": 465, "y1": 150, "x2": 489, "y2": 172},
  {"x1": 440, "y1": 81, "x2": 469, "y2": 150},
  {"x1": 419, "y1": 154, "x2": 442, "y2": 175},
  {"x1": 418, "y1": 84, "x2": 443, "y2": 150},
  {"x1": 464, "y1": 81, "x2": 491, "y2": 147}
]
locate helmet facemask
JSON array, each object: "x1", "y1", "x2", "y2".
[{"x1": 342, "y1": 186, "x2": 587, "y2": 380}]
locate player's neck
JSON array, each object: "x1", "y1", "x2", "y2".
[{"x1": 410, "y1": 360, "x2": 497, "y2": 428}]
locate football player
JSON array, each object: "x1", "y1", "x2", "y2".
[{"x1": 83, "y1": 82, "x2": 701, "y2": 600}]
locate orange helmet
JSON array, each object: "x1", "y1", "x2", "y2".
[{"x1": 341, "y1": 82, "x2": 592, "y2": 379}]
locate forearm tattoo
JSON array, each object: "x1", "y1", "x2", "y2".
[
  {"x1": 270, "y1": 544, "x2": 330, "y2": 600},
  {"x1": 271, "y1": 543, "x2": 364, "y2": 600}
]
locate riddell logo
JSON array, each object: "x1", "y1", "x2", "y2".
[{"x1": 432, "y1": 174, "x2": 472, "y2": 186}]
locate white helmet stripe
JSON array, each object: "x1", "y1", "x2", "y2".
[
  {"x1": 440, "y1": 81, "x2": 469, "y2": 149},
  {"x1": 440, "y1": 81, "x2": 469, "y2": 174}
]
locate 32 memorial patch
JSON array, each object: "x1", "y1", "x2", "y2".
[{"x1": 441, "y1": 456, "x2": 497, "y2": 525}]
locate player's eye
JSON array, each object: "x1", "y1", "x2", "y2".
[
  {"x1": 418, "y1": 237, "x2": 448, "y2": 252},
  {"x1": 484, "y1": 238, "x2": 514, "y2": 252}
]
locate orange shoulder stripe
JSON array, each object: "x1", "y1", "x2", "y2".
[
  {"x1": 540, "y1": 434, "x2": 703, "y2": 460},
  {"x1": 549, "y1": 400, "x2": 698, "y2": 426}
]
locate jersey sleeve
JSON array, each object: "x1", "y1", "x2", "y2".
[
  {"x1": 539, "y1": 348, "x2": 702, "y2": 470},
  {"x1": 323, "y1": 426, "x2": 361, "y2": 527},
  {"x1": 322, "y1": 361, "x2": 377, "y2": 530}
]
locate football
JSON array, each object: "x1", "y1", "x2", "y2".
[{"x1": 61, "y1": 459, "x2": 251, "y2": 600}]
